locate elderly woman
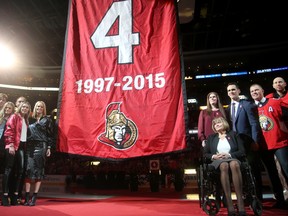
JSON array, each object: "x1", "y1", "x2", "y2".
[{"x1": 203, "y1": 117, "x2": 247, "y2": 216}]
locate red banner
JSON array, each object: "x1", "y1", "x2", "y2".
[{"x1": 57, "y1": 0, "x2": 188, "y2": 159}]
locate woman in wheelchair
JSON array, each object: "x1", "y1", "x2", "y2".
[{"x1": 204, "y1": 117, "x2": 247, "y2": 216}]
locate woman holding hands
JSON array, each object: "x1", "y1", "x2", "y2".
[{"x1": 204, "y1": 117, "x2": 246, "y2": 216}]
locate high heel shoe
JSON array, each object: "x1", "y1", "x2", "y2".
[
  {"x1": 10, "y1": 194, "x2": 19, "y2": 206},
  {"x1": 23, "y1": 192, "x2": 30, "y2": 206},
  {"x1": 29, "y1": 193, "x2": 37, "y2": 206},
  {"x1": 1, "y1": 195, "x2": 10, "y2": 206}
]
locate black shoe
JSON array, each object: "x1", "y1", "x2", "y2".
[
  {"x1": 1, "y1": 195, "x2": 10, "y2": 206},
  {"x1": 23, "y1": 192, "x2": 30, "y2": 206},
  {"x1": 29, "y1": 193, "x2": 37, "y2": 206},
  {"x1": 10, "y1": 194, "x2": 19, "y2": 206}
]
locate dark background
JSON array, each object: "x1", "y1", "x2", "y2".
[{"x1": 0, "y1": 0, "x2": 287, "y2": 128}]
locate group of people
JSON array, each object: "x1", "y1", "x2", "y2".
[
  {"x1": 0, "y1": 94, "x2": 54, "y2": 207},
  {"x1": 198, "y1": 77, "x2": 288, "y2": 215}
]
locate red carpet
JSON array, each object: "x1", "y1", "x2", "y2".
[{"x1": 1, "y1": 191, "x2": 287, "y2": 216}]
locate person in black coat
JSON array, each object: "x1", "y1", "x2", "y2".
[
  {"x1": 23, "y1": 101, "x2": 54, "y2": 206},
  {"x1": 204, "y1": 117, "x2": 246, "y2": 216}
]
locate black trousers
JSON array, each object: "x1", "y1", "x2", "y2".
[
  {"x1": 246, "y1": 150, "x2": 263, "y2": 200},
  {"x1": 2, "y1": 142, "x2": 25, "y2": 194},
  {"x1": 260, "y1": 149, "x2": 286, "y2": 202}
]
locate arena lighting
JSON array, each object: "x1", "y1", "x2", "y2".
[
  {"x1": 90, "y1": 161, "x2": 100, "y2": 166},
  {"x1": 188, "y1": 129, "x2": 197, "y2": 134},
  {"x1": 199, "y1": 106, "x2": 207, "y2": 110},
  {"x1": 0, "y1": 83, "x2": 59, "y2": 91},
  {"x1": 51, "y1": 108, "x2": 57, "y2": 120},
  {"x1": 195, "y1": 71, "x2": 248, "y2": 79},
  {"x1": 221, "y1": 71, "x2": 247, "y2": 77},
  {"x1": 184, "y1": 168, "x2": 196, "y2": 175},
  {"x1": 187, "y1": 98, "x2": 197, "y2": 103},
  {"x1": 185, "y1": 76, "x2": 193, "y2": 80},
  {"x1": 196, "y1": 74, "x2": 221, "y2": 79},
  {"x1": 200, "y1": 103, "x2": 243, "y2": 110},
  {"x1": 0, "y1": 43, "x2": 17, "y2": 69},
  {"x1": 194, "y1": 66, "x2": 288, "y2": 80},
  {"x1": 255, "y1": 66, "x2": 288, "y2": 74}
]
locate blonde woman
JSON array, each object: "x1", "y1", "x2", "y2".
[
  {"x1": 0, "y1": 102, "x2": 15, "y2": 193},
  {"x1": 204, "y1": 117, "x2": 246, "y2": 216},
  {"x1": 0, "y1": 102, "x2": 15, "y2": 146},
  {"x1": 24, "y1": 101, "x2": 54, "y2": 206},
  {"x1": 2, "y1": 101, "x2": 31, "y2": 206}
]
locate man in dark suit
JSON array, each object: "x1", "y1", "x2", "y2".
[{"x1": 226, "y1": 82, "x2": 263, "y2": 200}]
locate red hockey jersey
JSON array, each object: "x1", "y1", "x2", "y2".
[{"x1": 257, "y1": 98, "x2": 288, "y2": 150}]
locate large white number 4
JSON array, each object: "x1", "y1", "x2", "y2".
[{"x1": 91, "y1": 0, "x2": 140, "y2": 64}]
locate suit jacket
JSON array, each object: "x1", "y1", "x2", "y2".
[
  {"x1": 226, "y1": 99, "x2": 262, "y2": 145},
  {"x1": 204, "y1": 130, "x2": 246, "y2": 162}
]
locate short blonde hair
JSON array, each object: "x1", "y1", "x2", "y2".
[{"x1": 212, "y1": 117, "x2": 230, "y2": 133}]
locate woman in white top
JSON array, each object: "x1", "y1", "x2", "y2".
[
  {"x1": 2, "y1": 101, "x2": 31, "y2": 206},
  {"x1": 204, "y1": 117, "x2": 247, "y2": 216}
]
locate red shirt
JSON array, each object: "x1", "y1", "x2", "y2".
[
  {"x1": 4, "y1": 113, "x2": 28, "y2": 151},
  {"x1": 197, "y1": 109, "x2": 224, "y2": 142},
  {"x1": 257, "y1": 98, "x2": 288, "y2": 150}
]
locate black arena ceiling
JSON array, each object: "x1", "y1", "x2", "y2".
[{"x1": 0, "y1": 0, "x2": 287, "y2": 111}]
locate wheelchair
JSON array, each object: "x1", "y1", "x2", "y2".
[{"x1": 197, "y1": 156, "x2": 263, "y2": 216}]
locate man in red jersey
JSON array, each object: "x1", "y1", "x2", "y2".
[
  {"x1": 265, "y1": 77, "x2": 288, "y2": 200},
  {"x1": 250, "y1": 83, "x2": 288, "y2": 209}
]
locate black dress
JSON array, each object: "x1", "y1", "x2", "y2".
[{"x1": 25, "y1": 116, "x2": 54, "y2": 180}]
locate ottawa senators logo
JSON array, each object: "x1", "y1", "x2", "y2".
[
  {"x1": 259, "y1": 115, "x2": 274, "y2": 131},
  {"x1": 98, "y1": 102, "x2": 138, "y2": 150}
]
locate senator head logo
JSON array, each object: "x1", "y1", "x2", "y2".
[
  {"x1": 98, "y1": 102, "x2": 138, "y2": 150},
  {"x1": 259, "y1": 115, "x2": 273, "y2": 131}
]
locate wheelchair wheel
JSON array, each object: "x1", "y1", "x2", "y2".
[
  {"x1": 197, "y1": 165, "x2": 205, "y2": 208},
  {"x1": 203, "y1": 199, "x2": 220, "y2": 215},
  {"x1": 251, "y1": 197, "x2": 262, "y2": 216}
]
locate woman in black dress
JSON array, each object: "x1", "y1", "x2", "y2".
[
  {"x1": 23, "y1": 101, "x2": 54, "y2": 206},
  {"x1": 204, "y1": 117, "x2": 247, "y2": 216}
]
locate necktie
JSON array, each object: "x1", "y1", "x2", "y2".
[{"x1": 231, "y1": 102, "x2": 236, "y2": 131}]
